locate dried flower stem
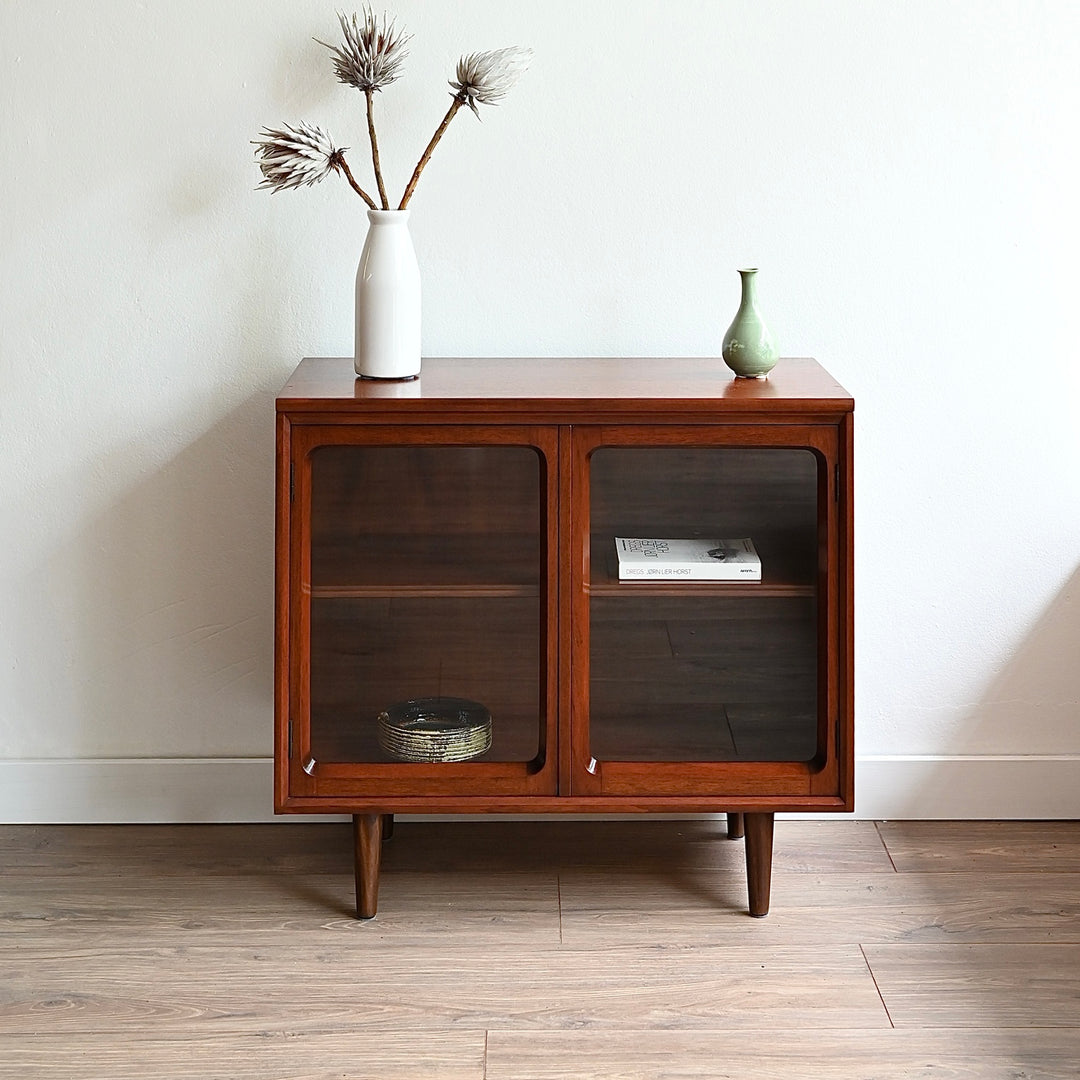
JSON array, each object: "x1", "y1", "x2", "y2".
[
  {"x1": 332, "y1": 153, "x2": 378, "y2": 210},
  {"x1": 398, "y1": 97, "x2": 463, "y2": 210},
  {"x1": 365, "y1": 90, "x2": 390, "y2": 209}
]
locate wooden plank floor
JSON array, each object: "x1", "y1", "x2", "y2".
[{"x1": 2, "y1": 820, "x2": 1079, "y2": 1078}]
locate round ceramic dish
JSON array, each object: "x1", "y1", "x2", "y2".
[{"x1": 376, "y1": 697, "x2": 492, "y2": 762}]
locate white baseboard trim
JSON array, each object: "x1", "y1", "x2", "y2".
[
  {"x1": 0, "y1": 755, "x2": 1078, "y2": 823},
  {"x1": 0, "y1": 759, "x2": 289, "y2": 825},
  {"x1": 852, "y1": 755, "x2": 1080, "y2": 820}
]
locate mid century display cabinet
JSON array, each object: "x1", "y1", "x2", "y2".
[{"x1": 275, "y1": 356, "x2": 854, "y2": 918}]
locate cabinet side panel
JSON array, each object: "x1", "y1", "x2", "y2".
[
  {"x1": 840, "y1": 409, "x2": 855, "y2": 808},
  {"x1": 274, "y1": 413, "x2": 292, "y2": 811}
]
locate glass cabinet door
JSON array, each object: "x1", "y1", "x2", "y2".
[
  {"x1": 289, "y1": 427, "x2": 558, "y2": 798},
  {"x1": 572, "y1": 429, "x2": 839, "y2": 798}
]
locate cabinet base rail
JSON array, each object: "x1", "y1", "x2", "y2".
[{"x1": 350, "y1": 811, "x2": 775, "y2": 920}]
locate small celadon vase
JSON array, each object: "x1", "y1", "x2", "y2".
[{"x1": 722, "y1": 268, "x2": 779, "y2": 379}]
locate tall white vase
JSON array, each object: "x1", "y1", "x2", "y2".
[{"x1": 354, "y1": 209, "x2": 421, "y2": 380}]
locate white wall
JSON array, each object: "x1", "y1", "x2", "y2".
[{"x1": 1, "y1": 0, "x2": 1078, "y2": 821}]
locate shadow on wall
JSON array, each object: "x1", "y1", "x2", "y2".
[
  {"x1": 889, "y1": 564, "x2": 1080, "y2": 819},
  {"x1": 17, "y1": 388, "x2": 280, "y2": 763},
  {"x1": 970, "y1": 566, "x2": 1080, "y2": 756}
]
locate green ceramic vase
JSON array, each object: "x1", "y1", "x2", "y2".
[{"x1": 722, "y1": 268, "x2": 779, "y2": 379}]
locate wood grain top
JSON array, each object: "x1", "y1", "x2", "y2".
[{"x1": 277, "y1": 357, "x2": 853, "y2": 418}]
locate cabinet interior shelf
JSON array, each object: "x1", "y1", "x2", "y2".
[
  {"x1": 308, "y1": 583, "x2": 538, "y2": 599},
  {"x1": 588, "y1": 535, "x2": 816, "y2": 598},
  {"x1": 589, "y1": 581, "x2": 815, "y2": 599},
  {"x1": 309, "y1": 533, "x2": 540, "y2": 598},
  {"x1": 307, "y1": 535, "x2": 816, "y2": 599}
]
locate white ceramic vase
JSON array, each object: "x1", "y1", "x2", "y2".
[{"x1": 354, "y1": 209, "x2": 421, "y2": 380}]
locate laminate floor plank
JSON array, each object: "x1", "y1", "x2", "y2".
[
  {"x1": 3, "y1": 822, "x2": 1078, "y2": 1078},
  {"x1": 380, "y1": 819, "x2": 894, "y2": 874},
  {"x1": 559, "y1": 870, "x2": 1080, "y2": 945},
  {"x1": 0, "y1": 819, "x2": 894, "y2": 877},
  {"x1": 485, "y1": 1028, "x2": 1080, "y2": 1080},
  {"x1": 877, "y1": 820, "x2": 1080, "y2": 873},
  {"x1": 0, "y1": 944, "x2": 889, "y2": 1035},
  {"x1": 0, "y1": 823, "x2": 355, "y2": 877},
  {"x1": 863, "y1": 943, "x2": 1080, "y2": 1027},
  {"x1": 0, "y1": 1030, "x2": 485, "y2": 1080},
  {"x1": 0, "y1": 871, "x2": 561, "y2": 946}
]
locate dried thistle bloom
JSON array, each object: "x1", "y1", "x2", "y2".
[
  {"x1": 450, "y1": 46, "x2": 532, "y2": 116},
  {"x1": 253, "y1": 122, "x2": 343, "y2": 193},
  {"x1": 398, "y1": 45, "x2": 530, "y2": 209},
  {"x1": 317, "y1": 8, "x2": 411, "y2": 209},
  {"x1": 253, "y1": 122, "x2": 377, "y2": 208},
  {"x1": 254, "y1": 20, "x2": 530, "y2": 212},
  {"x1": 318, "y1": 7, "x2": 410, "y2": 93}
]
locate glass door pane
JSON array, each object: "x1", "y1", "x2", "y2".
[
  {"x1": 307, "y1": 444, "x2": 543, "y2": 766},
  {"x1": 588, "y1": 447, "x2": 820, "y2": 764}
]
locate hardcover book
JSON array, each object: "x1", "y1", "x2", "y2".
[{"x1": 615, "y1": 537, "x2": 762, "y2": 581}]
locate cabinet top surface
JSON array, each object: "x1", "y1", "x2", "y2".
[{"x1": 277, "y1": 357, "x2": 852, "y2": 416}]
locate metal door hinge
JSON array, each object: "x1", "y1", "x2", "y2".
[{"x1": 290, "y1": 462, "x2": 295, "y2": 502}]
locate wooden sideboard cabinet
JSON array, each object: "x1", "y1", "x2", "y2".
[{"x1": 275, "y1": 357, "x2": 854, "y2": 918}]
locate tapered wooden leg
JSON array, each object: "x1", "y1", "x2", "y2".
[
  {"x1": 381, "y1": 813, "x2": 395, "y2": 842},
  {"x1": 727, "y1": 812, "x2": 745, "y2": 840},
  {"x1": 744, "y1": 812, "x2": 774, "y2": 917},
  {"x1": 353, "y1": 813, "x2": 382, "y2": 919}
]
